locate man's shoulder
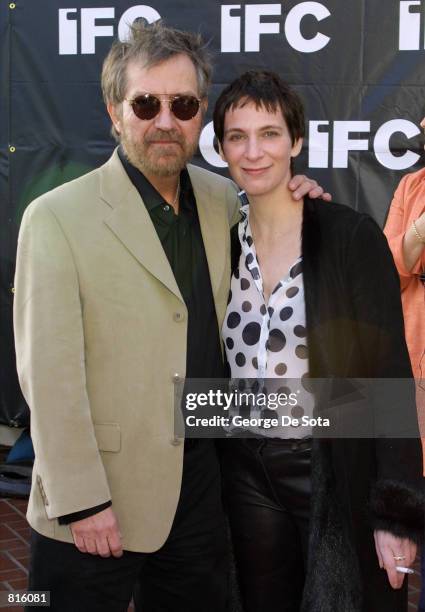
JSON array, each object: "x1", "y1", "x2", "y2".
[
  {"x1": 25, "y1": 164, "x2": 104, "y2": 219},
  {"x1": 23, "y1": 150, "x2": 129, "y2": 223},
  {"x1": 187, "y1": 163, "x2": 239, "y2": 225},
  {"x1": 187, "y1": 162, "x2": 234, "y2": 190}
]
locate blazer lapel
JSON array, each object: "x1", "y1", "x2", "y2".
[
  {"x1": 188, "y1": 165, "x2": 226, "y2": 299},
  {"x1": 100, "y1": 150, "x2": 184, "y2": 303}
]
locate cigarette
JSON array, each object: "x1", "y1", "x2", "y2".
[{"x1": 395, "y1": 566, "x2": 414, "y2": 574}]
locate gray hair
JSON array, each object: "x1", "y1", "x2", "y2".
[{"x1": 102, "y1": 21, "x2": 212, "y2": 138}]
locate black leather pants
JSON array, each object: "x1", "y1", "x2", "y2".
[{"x1": 221, "y1": 437, "x2": 312, "y2": 612}]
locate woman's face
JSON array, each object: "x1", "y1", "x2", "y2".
[{"x1": 220, "y1": 101, "x2": 302, "y2": 199}]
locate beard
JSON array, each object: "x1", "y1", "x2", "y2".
[{"x1": 120, "y1": 126, "x2": 201, "y2": 178}]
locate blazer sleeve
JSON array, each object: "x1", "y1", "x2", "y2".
[
  {"x1": 384, "y1": 175, "x2": 422, "y2": 289},
  {"x1": 347, "y1": 215, "x2": 424, "y2": 543},
  {"x1": 14, "y1": 200, "x2": 112, "y2": 519}
]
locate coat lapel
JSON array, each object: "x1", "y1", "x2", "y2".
[
  {"x1": 100, "y1": 150, "x2": 184, "y2": 303},
  {"x1": 188, "y1": 165, "x2": 227, "y2": 300}
]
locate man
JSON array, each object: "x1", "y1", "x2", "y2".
[{"x1": 14, "y1": 21, "x2": 329, "y2": 612}]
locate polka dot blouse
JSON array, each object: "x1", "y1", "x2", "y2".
[{"x1": 222, "y1": 202, "x2": 313, "y2": 438}]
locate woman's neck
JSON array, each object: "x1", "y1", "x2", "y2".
[{"x1": 248, "y1": 189, "x2": 303, "y2": 241}]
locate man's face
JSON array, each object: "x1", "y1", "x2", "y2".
[
  {"x1": 108, "y1": 54, "x2": 206, "y2": 178},
  {"x1": 220, "y1": 101, "x2": 302, "y2": 199}
]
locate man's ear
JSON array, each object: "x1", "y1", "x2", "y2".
[
  {"x1": 107, "y1": 103, "x2": 122, "y2": 136},
  {"x1": 291, "y1": 137, "x2": 303, "y2": 159},
  {"x1": 201, "y1": 97, "x2": 208, "y2": 114}
]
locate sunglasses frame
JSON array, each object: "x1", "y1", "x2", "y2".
[{"x1": 125, "y1": 93, "x2": 202, "y2": 121}]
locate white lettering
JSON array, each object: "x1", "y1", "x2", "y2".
[
  {"x1": 288, "y1": 392, "x2": 298, "y2": 406},
  {"x1": 221, "y1": 5, "x2": 242, "y2": 52},
  {"x1": 301, "y1": 416, "x2": 330, "y2": 426},
  {"x1": 333, "y1": 121, "x2": 370, "y2": 168},
  {"x1": 118, "y1": 5, "x2": 161, "y2": 42},
  {"x1": 199, "y1": 122, "x2": 228, "y2": 168},
  {"x1": 220, "y1": 2, "x2": 330, "y2": 53},
  {"x1": 374, "y1": 119, "x2": 420, "y2": 170},
  {"x1": 245, "y1": 4, "x2": 281, "y2": 53},
  {"x1": 81, "y1": 8, "x2": 114, "y2": 55},
  {"x1": 186, "y1": 416, "x2": 230, "y2": 427},
  {"x1": 399, "y1": 1, "x2": 421, "y2": 50},
  {"x1": 58, "y1": 9, "x2": 78, "y2": 55},
  {"x1": 232, "y1": 415, "x2": 279, "y2": 428},
  {"x1": 202, "y1": 119, "x2": 421, "y2": 171},
  {"x1": 284, "y1": 1, "x2": 330, "y2": 53},
  {"x1": 308, "y1": 120, "x2": 330, "y2": 168},
  {"x1": 59, "y1": 5, "x2": 161, "y2": 55},
  {"x1": 281, "y1": 416, "x2": 298, "y2": 426}
]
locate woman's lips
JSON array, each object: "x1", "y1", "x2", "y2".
[{"x1": 242, "y1": 167, "x2": 271, "y2": 176}]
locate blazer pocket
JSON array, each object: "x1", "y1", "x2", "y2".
[{"x1": 94, "y1": 422, "x2": 121, "y2": 452}]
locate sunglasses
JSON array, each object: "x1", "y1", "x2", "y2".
[{"x1": 126, "y1": 93, "x2": 201, "y2": 121}]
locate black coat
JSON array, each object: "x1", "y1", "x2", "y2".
[{"x1": 230, "y1": 198, "x2": 424, "y2": 612}]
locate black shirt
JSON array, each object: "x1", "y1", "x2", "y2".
[{"x1": 117, "y1": 146, "x2": 224, "y2": 379}]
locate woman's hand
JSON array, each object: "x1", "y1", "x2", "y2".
[
  {"x1": 374, "y1": 530, "x2": 417, "y2": 589},
  {"x1": 400, "y1": 209, "x2": 425, "y2": 271}
]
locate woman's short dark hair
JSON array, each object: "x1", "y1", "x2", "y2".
[{"x1": 213, "y1": 70, "x2": 305, "y2": 146}]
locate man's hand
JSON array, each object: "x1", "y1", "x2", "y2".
[
  {"x1": 70, "y1": 507, "x2": 123, "y2": 558},
  {"x1": 289, "y1": 175, "x2": 332, "y2": 202},
  {"x1": 374, "y1": 530, "x2": 417, "y2": 589}
]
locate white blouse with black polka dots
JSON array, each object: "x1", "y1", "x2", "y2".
[{"x1": 222, "y1": 203, "x2": 313, "y2": 438}]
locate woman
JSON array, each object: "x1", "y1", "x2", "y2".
[
  {"x1": 384, "y1": 147, "x2": 425, "y2": 610},
  {"x1": 213, "y1": 70, "x2": 424, "y2": 612},
  {"x1": 384, "y1": 151, "x2": 425, "y2": 448}
]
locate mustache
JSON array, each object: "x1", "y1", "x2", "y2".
[{"x1": 145, "y1": 129, "x2": 184, "y2": 144}]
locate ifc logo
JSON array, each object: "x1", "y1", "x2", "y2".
[
  {"x1": 220, "y1": 2, "x2": 331, "y2": 53},
  {"x1": 58, "y1": 5, "x2": 160, "y2": 55}
]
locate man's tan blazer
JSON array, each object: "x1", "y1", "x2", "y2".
[{"x1": 13, "y1": 149, "x2": 239, "y2": 552}]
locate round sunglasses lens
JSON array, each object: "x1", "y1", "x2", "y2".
[
  {"x1": 132, "y1": 95, "x2": 160, "y2": 120},
  {"x1": 171, "y1": 96, "x2": 200, "y2": 120}
]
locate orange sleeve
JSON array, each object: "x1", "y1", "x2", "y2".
[{"x1": 384, "y1": 175, "x2": 422, "y2": 290}]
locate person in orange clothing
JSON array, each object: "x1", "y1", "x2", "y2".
[
  {"x1": 384, "y1": 119, "x2": 425, "y2": 612},
  {"x1": 384, "y1": 153, "x2": 425, "y2": 447}
]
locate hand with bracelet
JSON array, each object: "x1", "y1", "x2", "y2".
[{"x1": 404, "y1": 211, "x2": 425, "y2": 272}]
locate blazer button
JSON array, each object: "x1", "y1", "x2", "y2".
[
  {"x1": 173, "y1": 312, "x2": 185, "y2": 322},
  {"x1": 172, "y1": 373, "x2": 181, "y2": 384},
  {"x1": 170, "y1": 436, "x2": 182, "y2": 446}
]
